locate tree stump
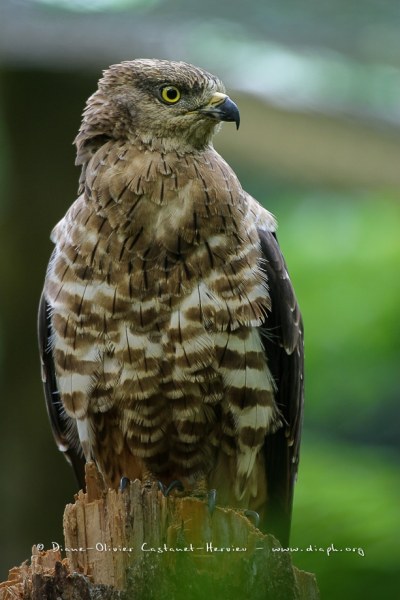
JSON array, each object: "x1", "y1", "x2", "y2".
[{"x1": 0, "y1": 463, "x2": 319, "y2": 599}]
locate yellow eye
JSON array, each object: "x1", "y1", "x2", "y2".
[{"x1": 160, "y1": 85, "x2": 181, "y2": 104}]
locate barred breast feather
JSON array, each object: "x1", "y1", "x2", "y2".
[{"x1": 44, "y1": 143, "x2": 279, "y2": 509}]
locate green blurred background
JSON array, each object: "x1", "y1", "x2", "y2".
[{"x1": 0, "y1": 1, "x2": 399, "y2": 598}]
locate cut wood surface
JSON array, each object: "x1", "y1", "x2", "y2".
[{"x1": 0, "y1": 463, "x2": 319, "y2": 600}]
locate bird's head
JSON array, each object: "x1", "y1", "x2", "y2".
[{"x1": 75, "y1": 59, "x2": 240, "y2": 161}]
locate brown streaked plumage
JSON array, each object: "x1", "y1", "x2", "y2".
[{"x1": 38, "y1": 59, "x2": 303, "y2": 545}]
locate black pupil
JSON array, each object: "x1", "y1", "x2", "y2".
[{"x1": 166, "y1": 88, "x2": 178, "y2": 100}]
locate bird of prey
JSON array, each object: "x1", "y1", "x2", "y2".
[{"x1": 38, "y1": 59, "x2": 303, "y2": 545}]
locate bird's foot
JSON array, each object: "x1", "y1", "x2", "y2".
[
  {"x1": 158, "y1": 480, "x2": 184, "y2": 497},
  {"x1": 244, "y1": 510, "x2": 260, "y2": 528},
  {"x1": 156, "y1": 477, "x2": 216, "y2": 514},
  {"x1": 189, "y1": 485, "x2": 217, "y2": 515},
  {"x1": 119, "y1": 476, "x2": 130, "y2": 492}
]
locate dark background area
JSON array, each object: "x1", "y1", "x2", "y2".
[{"x1": 0, "y1": 1, "x2": 399, "y2": 598}]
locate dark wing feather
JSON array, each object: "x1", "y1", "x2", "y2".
[
  {"x1": 258, "y1": 228, "x2": 304, "y2": 546},
  {"x1": 38, "y1": 290, "x2": 86, "y2": 490}
]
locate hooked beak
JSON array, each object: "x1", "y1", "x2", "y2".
[{"x1": 198, "y1": 92, "x2": 240, "y2": 130}]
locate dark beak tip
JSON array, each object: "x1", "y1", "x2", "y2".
[
  {"x1": 216, "y1": 96, "x2": 240, "y2": 130},
  {"x1": 199, "y1": 96, "x2": 240, "y2": 129}
]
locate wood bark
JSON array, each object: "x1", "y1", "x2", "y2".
[{"x1": 0, "y1": 463, "x2": 319, "y2": 600}]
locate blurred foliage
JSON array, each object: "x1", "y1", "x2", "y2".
[
  {"x1": 0, "y1": 2, "x2": 399, "y2": 599},
  {"x1": 292, "y1": 437, "x2": 399, "y2": 600},
  {"x1": 275, "y1": 194, "x2": 400, "y2": 446}
]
